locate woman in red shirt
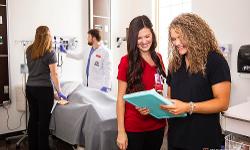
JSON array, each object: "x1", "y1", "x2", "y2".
[{"x1": 116, "y1": 15, "x2": 167, "y2": 150}]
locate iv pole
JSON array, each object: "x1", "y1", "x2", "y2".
[{"x1": 5, "y1": 40, "x2": 30, "y2": 149}]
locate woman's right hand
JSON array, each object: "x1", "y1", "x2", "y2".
[
  {"x1": 57, "y1": 91, "x2": 68, "y2": 100},
  {"x1": 116, "y1": 131, "x2": 128, "y2": 150}
]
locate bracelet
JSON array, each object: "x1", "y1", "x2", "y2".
[{"x1": 188, "y1": 101, "x2": 195, "y2": 115}]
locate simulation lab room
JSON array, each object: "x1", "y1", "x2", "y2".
[{"x1": 1, "y1": 0, "x2": 250, "y2": 150}]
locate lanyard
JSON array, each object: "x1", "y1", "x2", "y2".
[{"x1": 86, "y1": 47, "x2": 95, "y2": 86}]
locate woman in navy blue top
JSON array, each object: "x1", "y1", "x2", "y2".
[{"x1": 160, "y1": 13, "x2": 231, "y2": 150}]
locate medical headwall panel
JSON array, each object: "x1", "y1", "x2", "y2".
[
  {"x1": 0, "y1": 0, "x2": 5, "y2": 5},
  {"x1": 89, "y1": 0, "x2": 111, "y2": 48},
  {"x1": 0, "y1": 0, "x2": 9, "y2": 105},
  {"x1": 0, "y1": 2, "x2": 8, "y2": 54}
]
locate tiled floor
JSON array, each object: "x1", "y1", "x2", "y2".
[
  {"x1": 0, "y1": 132, "x2": 166, "y2": 150},
  {"x1": 0, "y1": 135, "x2": 74, "y2": 150}
]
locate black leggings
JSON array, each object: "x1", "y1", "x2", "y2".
[
  {"x1": 168, "y1": 145, "x2": 188, "y2": 150},
  {"x1": 126, "y1": 128, "x2": 165, "y2": 150},
  {"x1": 26, "y1": 86, "x2": 54, "y2": 150}
]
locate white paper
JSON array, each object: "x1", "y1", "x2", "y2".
[{"x1": 51, "y1": 100, "x2": 58, "y2": 114}]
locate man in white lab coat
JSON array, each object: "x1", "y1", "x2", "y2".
[{"x1": 61, "y1": 29, "x2": 112, "y2": 92}]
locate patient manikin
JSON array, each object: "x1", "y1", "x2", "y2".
[
  {"x1": 60, "y1": 29, "x2": 113, "y2": 93},
  {"x1": 54, "y1": 92, "x2": 69, "y2": 105}
]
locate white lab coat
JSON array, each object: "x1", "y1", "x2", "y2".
[{"x1": 66, "y1": 43, "x2": 113, "y2": 90}]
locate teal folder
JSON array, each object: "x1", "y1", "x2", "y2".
[{"x1": 123, "y1": 89, "x2": 187, "y2": 119}]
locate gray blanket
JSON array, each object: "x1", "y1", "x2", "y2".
[{"x1": 50, "y1": 83, "x2": 118, "y2": 150}]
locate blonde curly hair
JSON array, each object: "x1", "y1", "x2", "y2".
[{"x1": 168, "y1": 13, "x2": 222, "y2": 75}]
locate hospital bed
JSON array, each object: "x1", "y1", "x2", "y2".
[{"x1": 49, "y1": 81, "x2": 118, "y2": 150}]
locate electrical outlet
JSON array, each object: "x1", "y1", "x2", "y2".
[
  {"x1": 3, "y1": 100, "x2": 11, "y2": 106},
  {"x1": 4, "y1": 85, "x2": 8, "y2": 94}
]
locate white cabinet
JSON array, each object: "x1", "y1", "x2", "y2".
[{"x1": 222, "y1": 101, "x2": 250, "y2": 137}]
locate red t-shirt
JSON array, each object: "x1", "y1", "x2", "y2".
[{"x1": 117, "y1": 55, "x2": 166, "y2": 132}]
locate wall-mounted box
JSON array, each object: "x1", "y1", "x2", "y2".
[{"x1": 238, "y1": 45, "x2": 250, "y2": 73}]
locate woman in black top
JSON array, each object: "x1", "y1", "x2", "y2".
[
  {"x1": 160, "y1": 13, "x2": 231, "y2": 150},
  {"x1": 26, "y1": 26, "x2": 67, "y2": 150}
]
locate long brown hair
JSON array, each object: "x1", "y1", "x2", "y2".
[
  {"x1": 27, "y1": 26, "x2": 52, "y2": 60},
  {"x1": 126, "y1": 15, "x2": 166, "y2": 93},
  {"x1": 168, "y1": 13, "x2": 222, "y2": 75}
]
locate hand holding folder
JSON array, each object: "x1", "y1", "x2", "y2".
[{"x1": 123, "y1": 89, "x2": 187, "y2": 119}]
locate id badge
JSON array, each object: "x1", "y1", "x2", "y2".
[{"x1": 154, "y1": 73, "x2": 163, "y2": 93}]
